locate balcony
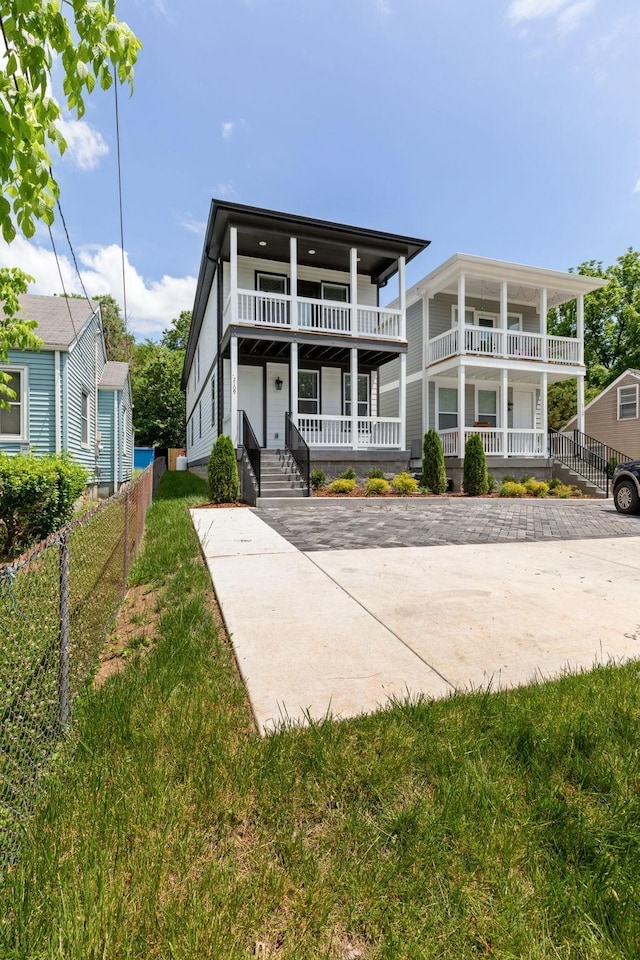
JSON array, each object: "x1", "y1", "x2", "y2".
[
  {"x1": 428, "y1": 326, "x2": 581, "y2": 366},
  {"x1": 439, "y1": 427, "x2": 546, "y2": 457},
  {"x1": 224, "y1": 290, "x2": 403, "y2": 341}
]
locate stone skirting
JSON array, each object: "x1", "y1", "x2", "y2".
[{"x1": 310, "y1": 449, "x2": 411, "y2": 481}]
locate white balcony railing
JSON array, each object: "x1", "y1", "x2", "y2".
[
  {"x1": 224, "y1": 290, "x2": 403, "y2": 341},
  {"x1": 437, "y1": 428, "x2": 546, "y2": 457},
  {"x1": 297, "y1": 415, "x2": 402, "y2": 448},
  {"x1": 428, "y1": 325, "x2": 581, "y2": 366}
]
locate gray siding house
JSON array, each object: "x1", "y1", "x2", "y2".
[
  {"x1": 0, "y1": 294, "x2": 133, "y2": 496},
  {"x1": 564, "y1": 369, "x2": 640, "y2": 461}
]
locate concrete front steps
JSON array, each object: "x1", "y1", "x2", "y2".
[
  {"x1": 258, "y1": 449, "x2": 307, "y2": 502},
  {"x1": 552, "y1": 460, "x2": 608, "y2": 498}
]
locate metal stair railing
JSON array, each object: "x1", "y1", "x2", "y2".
[
  {"x1": 285, "y1": 412, "x2": 310, "y2": 496},
  {"x1": 239, "y1": 410, "x2": 261, "y2": 497},
  {"x1": 548, "y1": 428, "x2": 633, "y2": 497}
]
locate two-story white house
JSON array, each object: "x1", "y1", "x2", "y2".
[
  {"x1": 379, "y1": 254, "x2": 608, "y2": 488},
  {"x1": 182, "y1": 200, "x2": 429, "y2": 499}
]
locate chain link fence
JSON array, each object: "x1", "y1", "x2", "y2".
[{"x1": 0, "y1": 458, "x2": 166, "y2": 870}]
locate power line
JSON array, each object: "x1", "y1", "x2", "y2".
[
  {"x1": 113, "y1": 69, "x2": 128, "y2": 331},
  {"x1": 47, "y1": 224, "x2": 80, "y2": 343}
]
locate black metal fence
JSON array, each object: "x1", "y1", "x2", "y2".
[
  {"x1": 240, "y1": 409, "x2": 261, "y2": 496},
  {"x1": 0, "y1": 459, "x2": 165, "y2": 870},
  {"x1": 285, "y1": 412, "x2": 310, "y2": 495},
  {"x1": 549, "y1": 428, "x2": 632, "y2": 496}
]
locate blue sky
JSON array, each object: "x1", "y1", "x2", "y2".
[{"x1": 1, "y1": 0, "x2": 639, "y2": 338}]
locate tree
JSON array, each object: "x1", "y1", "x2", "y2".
[
  {"x1": 208, "y1": 436, "x2": 239, "y2": 504},
  {"x1": 96, "y1": 294, "x2": 135, "y2": 363},
  {"x1": 422, "y1": 429, "x2": 447, "y2": 494},
  {"x1": 131, "y1": 345, "x2": 185, "y2": 448},
  {"x1": 463, "y1": 433, "x2": 489, "y2": 495},
  {"x1": 161, "y1": 310, "x2": 192, "y2": 352},
  {"x1": 0, "y1": 0, "x2": 140, "y2": 401}
]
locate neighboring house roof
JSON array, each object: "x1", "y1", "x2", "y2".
[
  {"x1": 183, "y1": 199, "x2": 431, "y2": 388},
  {"x1": 403, "y1": 253, "x2": 609, "y2": 308},
  {"x1": 16, "y1": 293, "x2": 100, "y2": 350},
  {"x1": 564, "y1": 369, "x2": 640, "y2": 430},
  {"x1": 99, "y1": 361, "x2": 130, "y2": 390}
]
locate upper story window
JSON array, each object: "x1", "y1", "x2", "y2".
[
  {"x1": 618, "y1": 384, "x2": 639, "y2": 420},
  {"x1": 257, "y1": 272, "x2": 287, "y2": 295},
  {"x1": 0, "y1": 367, "x2": 27, "y2": 440},
  {"x1": 81, "y1": 390, "x2": 90, "y2": 446},
  {"x1": 452, "y1": 307, "x2": 522, "y2": 329}
]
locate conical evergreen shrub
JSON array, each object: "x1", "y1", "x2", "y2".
[
  {"x1": 463, "y1": 433, "x2": 489, "y2": 495},
  {"x1": 208, "y1": 435, "x2": 240, "y2": 503},
  {"x1": 422, "y1": 429, "x2": 447, "y2": 494}
]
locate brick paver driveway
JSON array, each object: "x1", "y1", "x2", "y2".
[{"x1": 257, "y1": 497, "x2": 640, "y2": 552}]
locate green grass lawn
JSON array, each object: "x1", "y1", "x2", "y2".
[{"x1": 2, "y1": 471, "x2": 640, "y2": 959}]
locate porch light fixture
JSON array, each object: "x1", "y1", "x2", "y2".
[
  {"x1": 275, "y1": 376, "x2": 283, "y2": 391},
  {"x1": 259, "y1": 240, "x2": 267, "y2": 246},
  {"x1": 508, "y1": 401, "x2": 513, "y2": 412},
  {"x1": 307, "y1": 249, "x2": 316, "y2": 255}
]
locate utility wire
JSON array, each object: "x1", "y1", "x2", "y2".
[
  {"x1": 113, "y1": 69, "x2": 128, "y2": 330},
  {"x1": 47, "y1": 224, "x2": 80, "y2": 343}
]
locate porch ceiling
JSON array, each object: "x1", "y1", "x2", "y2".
[
  {"x1": 433, "y1": 364, "x2": 580, "y2": 384},
  {"x1": 229, "y1": 335, "x2": 398, "y2": 369}
]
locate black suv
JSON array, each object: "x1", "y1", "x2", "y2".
[{"x1": 612, "y1": 460, "x2": 640, "y2": 514}]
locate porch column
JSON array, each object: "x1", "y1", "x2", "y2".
[
  {"x1": 230, "y1": 334, "x2": 238, "y2": 445},
  {"x1": 458, "y1": 273, "x2": 466, "y2": 355},
  {"x1": 230, "y1": 226, "x2": 238, "y2": 325},
  {"x1": 577, "y1": 374, "x2": 585, "y2": 435},
  {"x1": 501, "y1": 368, "x2": 509, "y2": 458},
  {"x1": 290, "y1": 342, "x2": 298, "y2": 425},
  {"x1": 422, "y1": 295, "x2": 430, "y2": 435},
  {"x1": 350, "y1": 247, "x2": 358, "y2": 336},
  {"x1": 500, "y1": 280, "x2": 508, "y2": 358},
  {"x1": 576, "y1": 294, "x2": 585, "y2": 365},
  {"x1": 457, "y1": 363, "x2": 465, "y2": 459},
  {"x1": 290, "y1": 237, "x2": 298, "y2": 331},
  {"x1": 399, "y1": 351, "x2": 407, "y2": 451},
  {"x1": 350, "y1": 346, "x2": 359, "y2": 450},
  {"x1": 541, "y1": 372, "x2": 548, "y2": 455},
  {"x1": 399, "y1": 255, "x2": 406, "y2": 340},
  {"x1": 540, "y1": 287, "x2": 548, "y2": 361}
]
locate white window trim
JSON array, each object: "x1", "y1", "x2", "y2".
[
  {"x1": 81, "y1": 389, "x2": 90, "y2": 448},
  {"x1": 0, "y1": 365, "x2": 28, "y2": 442},
  {"x1": 437, "y1": 384, "x2": 458, "y2": 430},
  {"x1": 475, "y1": 387, "x2": 498, "y2": 427},
  {"x1": 322, "y1": 281, "x2": 349, "y2": 303},
  {"x1": 298, "y1": 369, "x2": 319, "y2": 415},
  {"x1": 451, "y1": 305, "x2": 523, "y2": 328},
  {"x1": 617, "y1": 383, "x2": 639, "y2": 421},
  {"x1": 343, "y1": 372, "x2": 370, "y2": 417}
]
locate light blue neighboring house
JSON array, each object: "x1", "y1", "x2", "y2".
[{"x1": 0, "y1": 293, "x2": 133, "y2": 496}]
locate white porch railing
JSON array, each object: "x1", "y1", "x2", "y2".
[
  {"x1": 437, "y1": 428, "x2": 546, "y2": 457},
  {"x1": 297, "y1": 415, "x2": 402, "y2": 448},
  {"x1": 428, "y1": 326, "x2": 581, "y2": 366},
  {"x1": 224, "y1": 290, "x2": 403, "y2": 341}
]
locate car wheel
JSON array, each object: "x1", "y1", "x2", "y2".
[{"x1": 614, "y1": 480, "x2": 640, "y2": 515}]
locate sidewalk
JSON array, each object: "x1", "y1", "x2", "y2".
[{"x1": 192, "y1": 506, "x2": 640, "y2": 735}]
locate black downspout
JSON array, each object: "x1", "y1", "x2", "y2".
[{"x1": 216, "y1": 259, "x2": 224, "y2": 437}]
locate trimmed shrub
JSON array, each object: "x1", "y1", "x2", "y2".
[
  {"x1": 422, "y1": 429, "x2": 447, "y2": 495},
  {"x1": 327, "y1": 478, "x2": 357, "y2": 494},
  {"x1": 310, "y1": 469, "x2": 326, "y2": 490},
  {"x1": 367, "y1": 467, "x2": 385, "y2": 480},
  {"x1": 391, "y1": 472, "x2": 419, "y2": 495},
  {"x1": 463, "y1": 433, "x2": 489, "y2": 495},
  {"x1": 339, "y1": 466, "x2": 357, "y2": 481},
  {"x1": 524, "y1": 478, "x2": 550, "y2": 497},
  {"x1": 365, "y1": 477, "x2": 391, "y2": 496},
  {"x1": 208, "y1": 435, "x2": 239, "y2": 504},
  {"x1": 0, "y1": 452, "x2": 87, "y2": 559},
  {"x1": 550, "y1": 482, "x2": 583, "y2": 499},
  {"x1": 500, "y1": 481, "x2": 527, "y2": 497},
  {"x1": 502, "y1": 474, "x2": 517, "y2": 484},
  {"x1": 486, "y1": 473, "x2": 497, "y2": 493}
]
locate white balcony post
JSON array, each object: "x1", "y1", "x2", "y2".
[
  {"x1": 399, "y1": 255, "x2": 406, "y2": 340},
  {"x1": 290, "y1": 342, "x2": 298, "y2": 425},
  {"x1": 399, "y1": 351, "x2": 407, "y2": 451},
  {"x1": 457, "y1": 363, "x2": 465, "y2": 459},
  {"x1": 422, "y1": 295, "x2": 430, "y2": 435},
  {"x1": 350, "y1": 346, "x2": 359, "y2": 449},
  {"x1": 541, "y1": 372, "x2": 548, "y2": 452},
  {"x1": 500, "y1": 280, "x2": 508, "y2": 357},
  {"x1": 350, "y1": 247, "x2": 358, "y2": 336},
  {"x1": 576, "y1": 294, "x2": 585, "y2": 365},
  {"x1": 540, "y1": 287, "x2": 548, "y2": 362},
  {"x1": 577, "y1": 374, "x2": 585, "y2": 434},
  {"x1": 458, "y1": 273, "x2": 466, "y2": 355},
  {"x1": 290, "y1": 236, "x2": 298, "y2": 331},
  {"x1": 230, "y1": 226, "x2": 238, "y2": 325},
  {"x1": 230, "y1": 334, "x2": 238, "y2": 445},
  {"x1": 501, "y1": 368, "x2": 509, "y2": 458}
]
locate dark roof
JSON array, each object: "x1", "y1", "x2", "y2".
[
  {"x1": 183, "y1": 200, "x2": 431, "y2": 386},
  {"x1": 16, "y1": 294, "x2": 99, "y2": 349},
  {"x1": 99, "y1": 361, "x2": 130, "y2": 390}
]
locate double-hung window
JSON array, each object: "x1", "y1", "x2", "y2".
[
  {"x1": 438, "y1": 387, "x2": 458, "y2": 430},
  {"x1": 343, "y1": 373, "x2": 370, "y2": 417},
  {"x1": 0, "y1": 368, "x2": 27, "y2": 440},
  {"x1": 477, "y1": 389, "x2": 497, "y2": 428},
  {"x1": 298, "y1": 370, "x2": 319, "y2": 415},
  {"x1": 618, "y1": 384, "x2": 638, "y2": 420}
]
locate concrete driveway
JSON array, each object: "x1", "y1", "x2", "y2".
[{"x1": 192, "y1": 500, "x2": 640, "y2": 734}]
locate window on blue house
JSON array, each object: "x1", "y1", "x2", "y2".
[{"x1": 0, "y1": 368, "x2": 27, "y2": 439}]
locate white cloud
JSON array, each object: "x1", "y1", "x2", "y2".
[
  {"x1": 221, "y1": 121, "x2": 235, "y2": 141},
  {"x1": 375, "y1": 0, "x2": 391, "y2": 14},
  {"x1": 0, "y1": 236, "x2": 196, "y2": 339},
  {"x1": 57, "y1": 118, "x2": 109, "y2": 171},
  {"x1": 556, "y1": 0, "x2": 594, "y2": 33},
  {"x1": 507, "y1": 0, "x2": 569, "y2": 25},
  {"x1": 634, "y1": 179, "x2": 640, "y2": 194},
  {"x1": 213, "y1": 181, "x2": 237, "y2": 199},
  {"x1": 179, "y1": 214, "x2": 207, "y2": 236}
]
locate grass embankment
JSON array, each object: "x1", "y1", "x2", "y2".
[{"x1": 2, "y1": 471, "x2": 640, "y2": 959}]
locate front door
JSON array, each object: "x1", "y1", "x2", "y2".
[
  {"x1": 238, "y1": 365, "x2": 264, "y2": 446},
  {"x1": 512, "y1": 390, "x2": 533, "y2": 429}
]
